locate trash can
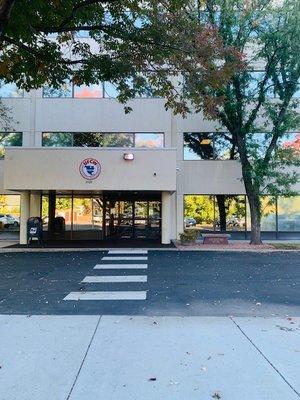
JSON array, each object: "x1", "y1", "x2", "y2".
[
  {"x1": 27, "y1": 217, "x2": 43, "y2": 245},
  {"x1": 54, "y1": 216, "x2": 65, "y2": 233}
]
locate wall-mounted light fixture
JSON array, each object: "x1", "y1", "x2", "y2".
[{"x1": 123, "y1": 153, "x2": 134, "y2": 161}]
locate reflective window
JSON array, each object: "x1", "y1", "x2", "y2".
[
  {"x1": 214, "y1": 134, "x2": 237, "y2": 160},
  {"x1": 184, "y1": 133, "x2": 214, "y2": 160},
  {"x1": 73, "y1": 132, "x2": 101, "y2": 147},
  {"x1": 42, "y1": 132, "x2": 73, "y2": 147},
  {"x1": 0, "y1": 132, "x2": 22, "y2": 157},
  {"x1": 279, "y1": 132, "x2": 300, "y2": 153},
  {"x1": 246, "y1": 196, "x2": 276, "y2": 231},
  {"x1": 278, "y1": 197, "x2": 300, "y2": 232},
  {"x1": 102, "y1": 133, "x2": 134, "y2": 147},
  {"x1": 184, "y1": 132, "x2": 236, "y2": 160},
  {"x1": 43, "y1": 81, "x2": 73, "y2": 98},
  {"x1": 245, "y1": 71, "x2": 274, "y2": 98},
  {"x1": 184, "y1": 195, "x2": 215, "y2": 230},
  {"x1": 135, "y1": 133, "x2": 164, "y2": 148},
  {"x1": 42, "y1": 132, "x2": 163, "y2": 148},
  {"x1": 0, "y1": 82, "x2": 23, "y2": 98},
  {"x1": 74, "y1": 84, "x2": 103, "y2": 98},
  {"x1": 103, "y1": 82, "x2": 119, "y2": 98},
  {"x1": 0, "y1": 195, "x2": 20, "y2": 234}
]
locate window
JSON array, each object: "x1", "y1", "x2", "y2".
[
  {"x1": 74, "y1": 84, "x2": 103, "y2": 98},
  {"x1": 0, "y1": 132, "x2": 22, "y2": 157},
  {"x1": 184, "y1": 132, "x2": 237, "y2": 160},
  {"x1": 43, "y1": 81, "x2": 73, "y2": 98},
  {"x1": 42, "y1": 132, "x2": 73, "y2": 147},
  {"x1": 0, "y1": 82, "x2": 23, "y2": 98},
  {"x1": 0, "y1": 195, "x2": 20, "y2": 233},
  {"x1": 103, "y1": 82, "x2": 119, "y2": 98},
  {"x1": 135, "y1": 133, "x2": 164, "y2": 148},
  {"x1": 43, "y1": 81, "x2": 157, "y2": 99},
  {"x1": 278, "y1": 197, "x2": 300, "y2": 232},
  {"x1": 42, "y1": 132, "x2": 164, "y2": 148},
  {"x1": 245, "y1": 71, "x2": 274, "y2": 98},
  {"x1": 73, "y1": 132, "x2": 102, "y2": 147},
  {"x1": 102, "y1": 133, "x2": 134, "y2": 147}
]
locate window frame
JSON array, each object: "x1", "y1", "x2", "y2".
[
  {"x1": 183, "y1": 132, "x2": 238, "y2": 161},
  {"x1": 42, "y1": 132, "x2": 165, "y2": 148}
]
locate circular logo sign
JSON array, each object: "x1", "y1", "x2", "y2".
[{"x1": 79, "y1": 158, "x2": 101, "y2": 180}]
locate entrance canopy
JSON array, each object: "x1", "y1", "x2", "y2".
[{"x1": 4, "y1": 147, "x2": 177, "y2": 191}]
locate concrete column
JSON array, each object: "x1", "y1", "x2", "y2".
[
  {"x1": 20, "y1": 191, "x2": 30, "y2": 245},
  {"x1": 161, "y1": 191, "x2": 171, "y2": 244},
  {"x1": 30, "y1": 193, "x2": 41, "y2": 217}
]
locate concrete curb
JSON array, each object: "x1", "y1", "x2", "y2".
[{"x1": 0, "y1": 246, "x2": 299, "y2": 253}]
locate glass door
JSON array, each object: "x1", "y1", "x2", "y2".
[{"x1": 105, "y1": 200, "x2": 134, "y2": 238}]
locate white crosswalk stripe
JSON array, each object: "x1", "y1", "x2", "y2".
[
  {"x1": 82, "y1": 275, "x2": 147, "y2": 283},
  {"x1": 64, "y1": 250, "x2": 149, "y2": 302},
  {"x1": 94, "y1": 264, "x2": 147, "y2": 269},
  {"x1": 108, "y1": 250, "x2": 148, "y2": 254},
  {"x1": 101, "y1": 256, "x2": 148, "y2": 261},
  {"x1": 64, "y1": 291, "x2": 147, "y2": 301}
]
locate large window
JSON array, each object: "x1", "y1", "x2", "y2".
[
  {"x1": 0, "y1": 195, "x2": 20, "y2": 234},
  {"x1": 184, "y1": 132, "x2": 237, "y2": 160},
  {"x1": 42, "y1": 132, "x2": 164, "y2": 148},
  {"x1": 0, "y1": 132, "x2": 22, "y2": 157},
  {"x1": 43, "y1": 81, "x2": 156, "y2": 99},
  {"x1": 278, "y1": 197, "x2": 300, "y2": 232},
  {"x1": 184, "y1": 195, "x2": 300, "y2": 235},
  {"x1": 0, "y1": 82, "x2": 23, "y2": 98}
]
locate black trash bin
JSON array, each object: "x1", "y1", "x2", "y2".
[
  {"x1": 27, "y1": 217, "x2": 43, "y2": 245},
  {"x1": 54, "y1": 216, "x2": 65, "y2": 233}
]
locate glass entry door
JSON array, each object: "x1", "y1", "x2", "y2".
[
  {"x1": 104, "y1": 195, "x2": 161, "y2": 240},
  {"x1": 105, "y1": 200, "x2": 134, "y2": 239}
]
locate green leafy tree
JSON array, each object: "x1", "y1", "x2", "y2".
[
  {"x1": 181, "y1": 0, "x2": 300, "y2": 244},
  {"x1": 0, "y1": 0, "x2": 239, "y2": 110}
]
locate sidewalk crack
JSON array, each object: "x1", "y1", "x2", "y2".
[
  {"x1": 230, "y1": 316, "x2": 300, "y2": 399},
  {"x1": 66, "y1": 315, "x2": 102, "y2": 400}
]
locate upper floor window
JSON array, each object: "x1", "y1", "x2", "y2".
[
  {"x1": 0, "y1": 132, "x2": 22, "y2": 158},
  {"x1": 42, "y1": 132, "x2": 164, "y2": 148},
  {"x1": 73, "y1": 84, "x2": 103, "y2": 98},
  {"x1": 0, "y1": 82, "x2": 23, "y2": 98},
  {"x1": 43, "y1": 81, "x2": 73, "y2": 98},
  {"x1": 43, "y1": 81, "x2": 157, "y2": 99},
  {"x1": 184, "y1": 132, "x2": 237, "y2": 160}
]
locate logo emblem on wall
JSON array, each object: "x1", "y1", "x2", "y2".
[{"x1": 79, "y1": 158, "x2": 101, "y2": 180}]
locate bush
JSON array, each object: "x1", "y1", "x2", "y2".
[{"x1": 179, "y1": 229, "x2": 198, "y2": 243}]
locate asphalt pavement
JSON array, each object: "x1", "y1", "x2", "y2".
[{"x1": 0, "y1": 250, "x2": 299, "y2": 316}]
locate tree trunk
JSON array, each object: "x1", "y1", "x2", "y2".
[
  {"x1": 247, "y1": 192, "x2": 262, "y2": 245},
  {"x1": 235, "y1": 133, "x2": 262, "y2": 245},
  {"x1": 216, "y1": 195, "x2": 226, "y2": 231},
  {"x1": 0, "y1": 0, "x2": 15, "y2": 38}
]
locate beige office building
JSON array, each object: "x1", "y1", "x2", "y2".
[{"x1": 0, "y1": 81, "x2": 299, "y2": 245}]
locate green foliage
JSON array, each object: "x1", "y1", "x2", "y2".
[
  {"x1": 0, "y1": 0, "x2": 239, "y2": 112},
  {"x1": 179, "y1": 229, "x2": 198, "y2": 242},
  {"x1": 181, "y1": 0, "x2": 300, "y2": 242}
]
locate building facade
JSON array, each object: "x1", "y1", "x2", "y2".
[{"x1": 0, "y1": 81, "x2": 300, "y2": 244}]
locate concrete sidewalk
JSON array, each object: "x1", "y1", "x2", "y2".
[{"x1": 0, "y1": 316, "x2": 299, "y2": 400}]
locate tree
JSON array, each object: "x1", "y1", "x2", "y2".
[
  {"x1": 0, "y1": 0, "x2": 240, "y2": 110},
  {"x1": 181, "y1": 0, "x2": 300, "y2": 244}
]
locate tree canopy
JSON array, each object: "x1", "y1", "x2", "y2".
[
  {"x1": 0, "y1": 0, "x2": 240, "y2": 112},
  {"x1": 181, "y1": 0, "x2": 300, "y2": 243}
]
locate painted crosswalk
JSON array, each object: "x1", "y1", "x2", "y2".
[
  {"x1": 63, "y1": 250, "x2": 148, "y2": 301},
  {"x1": 81, "y1": 275, "x2": 147, "y2": 283},
  {"x1": 93, "y1": 264, "x2": 147, "y2": 269}
]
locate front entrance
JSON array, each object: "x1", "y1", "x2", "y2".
[
  {"x1": 104, "y1": 192, "x2": 161, "y2": 240},
  {"x1": 42, "y1": 191, "x2": 162, "y2": 241}
]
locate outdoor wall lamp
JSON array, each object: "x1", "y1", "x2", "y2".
[{"x1": 123, "y1": 153, "x2": 134, "y2": 161}]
